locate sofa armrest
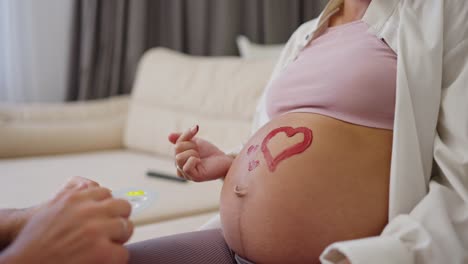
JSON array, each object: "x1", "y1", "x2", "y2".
[{"x1": 0, "y1": 96, "x2": 130, "y2": 159}]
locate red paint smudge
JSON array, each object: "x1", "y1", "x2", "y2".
[
  {"x1": 261, "y1": 126, "x2": 313, "y2": 172},
  {"x1": 247, "y1": 145, "x2": 259, "y2": 155},
  {"x1": 248, "y1": 160, "x2": 260, "y2": 171}
]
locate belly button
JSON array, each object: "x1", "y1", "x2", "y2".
[{"x1": 234, "y1": 185, "x2": 248, "y2": 197}]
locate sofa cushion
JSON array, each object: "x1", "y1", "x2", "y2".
[
  {"x1": 0, "y1": 96, "x2": 129, "y2": 158},
  {"x1": 0, "y1": 150, "x2": 222, "y2": 226},
  {"x1": 124, "y1": 48, "x2": 275, "y2": 157}
]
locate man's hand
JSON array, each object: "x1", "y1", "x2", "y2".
[
  {"x1": 2, "y1": 183, "x2": 133, "y2": 264},
  {"x1": 56, "y1": 176, "x2": 100, "y2": 193},
  {"x1": 0, "y1": 177, "x2": 102, "y2": 250},
  {"x1": 14, "y1": 177, "x2": 101, "y2": 242}
]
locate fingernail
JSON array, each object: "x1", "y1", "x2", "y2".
[{"x1": 191, "y1": 125, "x2": 199, "y2": 133}]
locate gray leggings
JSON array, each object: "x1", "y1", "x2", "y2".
[{"x1": 127, "y1": 229, "x2": 254, "y2": 264}]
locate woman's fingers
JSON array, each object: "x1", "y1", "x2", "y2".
[
  {"x1": 174, "y1": 141, "x2": 197, "y2": 154},
  {"x1": 175, "y1": 149, "x2": 199, "y2": 168},
  {"x1": 183, "y1": 156, "x2": 201, "y2": 175},
  {"x1": 169, "y1": 125, "x2": 202, "y2": 179},
  {"x1": 169, "y1": 125, "x2": 199, "y2": 144},
  {"x1": 168, "y1": 133, "x2": 181, "y2": 144}
]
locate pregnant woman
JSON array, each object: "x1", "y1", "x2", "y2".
[{"x1": 128, "y1": 0, "x2": 468, "y2": 263}]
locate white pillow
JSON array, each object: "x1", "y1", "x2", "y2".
[{"x1": 236, "y1": 35, "x2": 285, "y2": 60}]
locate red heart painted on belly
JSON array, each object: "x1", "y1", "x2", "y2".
[{"x1": 261, "y1": 126, "x2": 313, "y2": 172}]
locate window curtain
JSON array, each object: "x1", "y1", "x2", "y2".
[
  {"x1": 67, "y1": 0, "x2": 327, "y2": 101},
  {"x1": 0, "y1": 0, "x2": 73, "y2": 103}
]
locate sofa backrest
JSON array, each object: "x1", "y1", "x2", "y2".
[
  {"x1": 124, "y1": 48, "x2": 275, "y2": 157},
  {"x1": 0, "y1": 96, "x2": 129, "y2": 158}
]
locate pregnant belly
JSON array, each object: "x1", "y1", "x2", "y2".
[{"x1": 220, "y1": 113, "x2": 392, "y2": 264}]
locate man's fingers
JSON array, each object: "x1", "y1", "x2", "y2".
[
  {"x1": 80, "y1": 187, "x2": 113, "y2": 202},
  {"x1": 176, "y1": 125, "x2": 199, "y2": 143},
  {"x1": 62, "y1": 176, "x2": 100, "y2": 191},
  {"x1": 102, "y1": 217, "x2": 134, "y2": 243},
  {"x1": 102, "y1": 199, "x2": 132, "y2": 218},
  {"x1": 109, "y1": 244, "x2": 130, "y2": 264},
  {"x1": 82, "y1": 178, "x2": 100, "y2": 188}
]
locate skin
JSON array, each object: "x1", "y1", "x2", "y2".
[
  {"x1": 329, "y1": 0, "x2": 373, "y2": 27},
  {"x1": 0, "y1": 0, "x2": 375, "y2": 263},
  {"x1": 169, "y1": 1, "x2": 376, "y2": 263},
  {"x1": 0, "y1": 209, "x2": 37, "y2": 251},
  {"x1": 0, "y1": 177, "x2": 133, "y2": 264},
  {"x1": 169, "y1": 125, "x2": 234, "y2": 182},
  {"x1": 0, "y1": 179, "x2": 101, "y2": 251},
  {"x1": 169, "y1": 0, "x2": 374, "y2": 182},
  {"x1": 170, "y1": 0, "x2": 374, "y2": 179},
  {"x1": 221, "y1": 113, "x2": 391, "y2": 263}
]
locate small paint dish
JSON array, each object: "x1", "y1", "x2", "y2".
[{"x1": 112, "y1": 188, "x2": 157, "y2": 216}]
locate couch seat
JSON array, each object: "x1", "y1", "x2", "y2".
[{"x1": 0, "y1": 150, "x2": 222, "y2": 226}]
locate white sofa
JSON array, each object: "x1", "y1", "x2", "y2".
[{"x1": 0, "y1": 48, "x2": 274, "y2": 243}]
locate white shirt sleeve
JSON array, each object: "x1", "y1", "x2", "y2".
[{"x1": 320, "y1": 35, "x2": 468, "y2": 264}]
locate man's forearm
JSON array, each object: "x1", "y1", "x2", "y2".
[
  {"x1": 0, "y1": 248, "x2": 22, "y2": 264},
  {"x1": 0, "y1": 208, "x2": 35, "y2": 251}
]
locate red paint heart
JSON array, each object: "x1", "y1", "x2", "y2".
[{"x1": 261, "y1": 126, "x2": 313, "y2": 172}]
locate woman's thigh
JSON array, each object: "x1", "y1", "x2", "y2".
[{"x1": 127, "y1": 229, "x2": 237, "y2": 264}]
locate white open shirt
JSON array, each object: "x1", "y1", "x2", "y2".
[{"x1": 208, "y1": 0, "x2": 468, "y2": 263}]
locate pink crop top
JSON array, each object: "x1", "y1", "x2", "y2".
[{"x1": 266, "y1": 21, "x2": 397, "y2": 130}]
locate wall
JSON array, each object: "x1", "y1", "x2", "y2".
[{"x1": 0, "y1": 0, "x2": 73, "y2": 103}]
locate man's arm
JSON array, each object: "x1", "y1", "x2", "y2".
[
  {"x1": 0, "y1": 246, "x2": 26, "y2": 264},
  {"x1": 0, "y1": 208, "x2": 36, "y2": 251},
  {"x1": 0, "y1": 177, "x2": 100, "y2": 251},
  {"x1": 0, "y1": 182, "x2": 133, "y2": 264}
]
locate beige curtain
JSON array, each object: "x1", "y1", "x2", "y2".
[{"x1": 67, "y1": 0, "x2": 327, "y2": 100}]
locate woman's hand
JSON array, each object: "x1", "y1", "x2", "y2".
[
  {"x1": 2, "y1": 183, "x2": 133, "y2": 264},
  {"x1": 169, "y1": 125, "x2": 234, "y2": 182}
]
